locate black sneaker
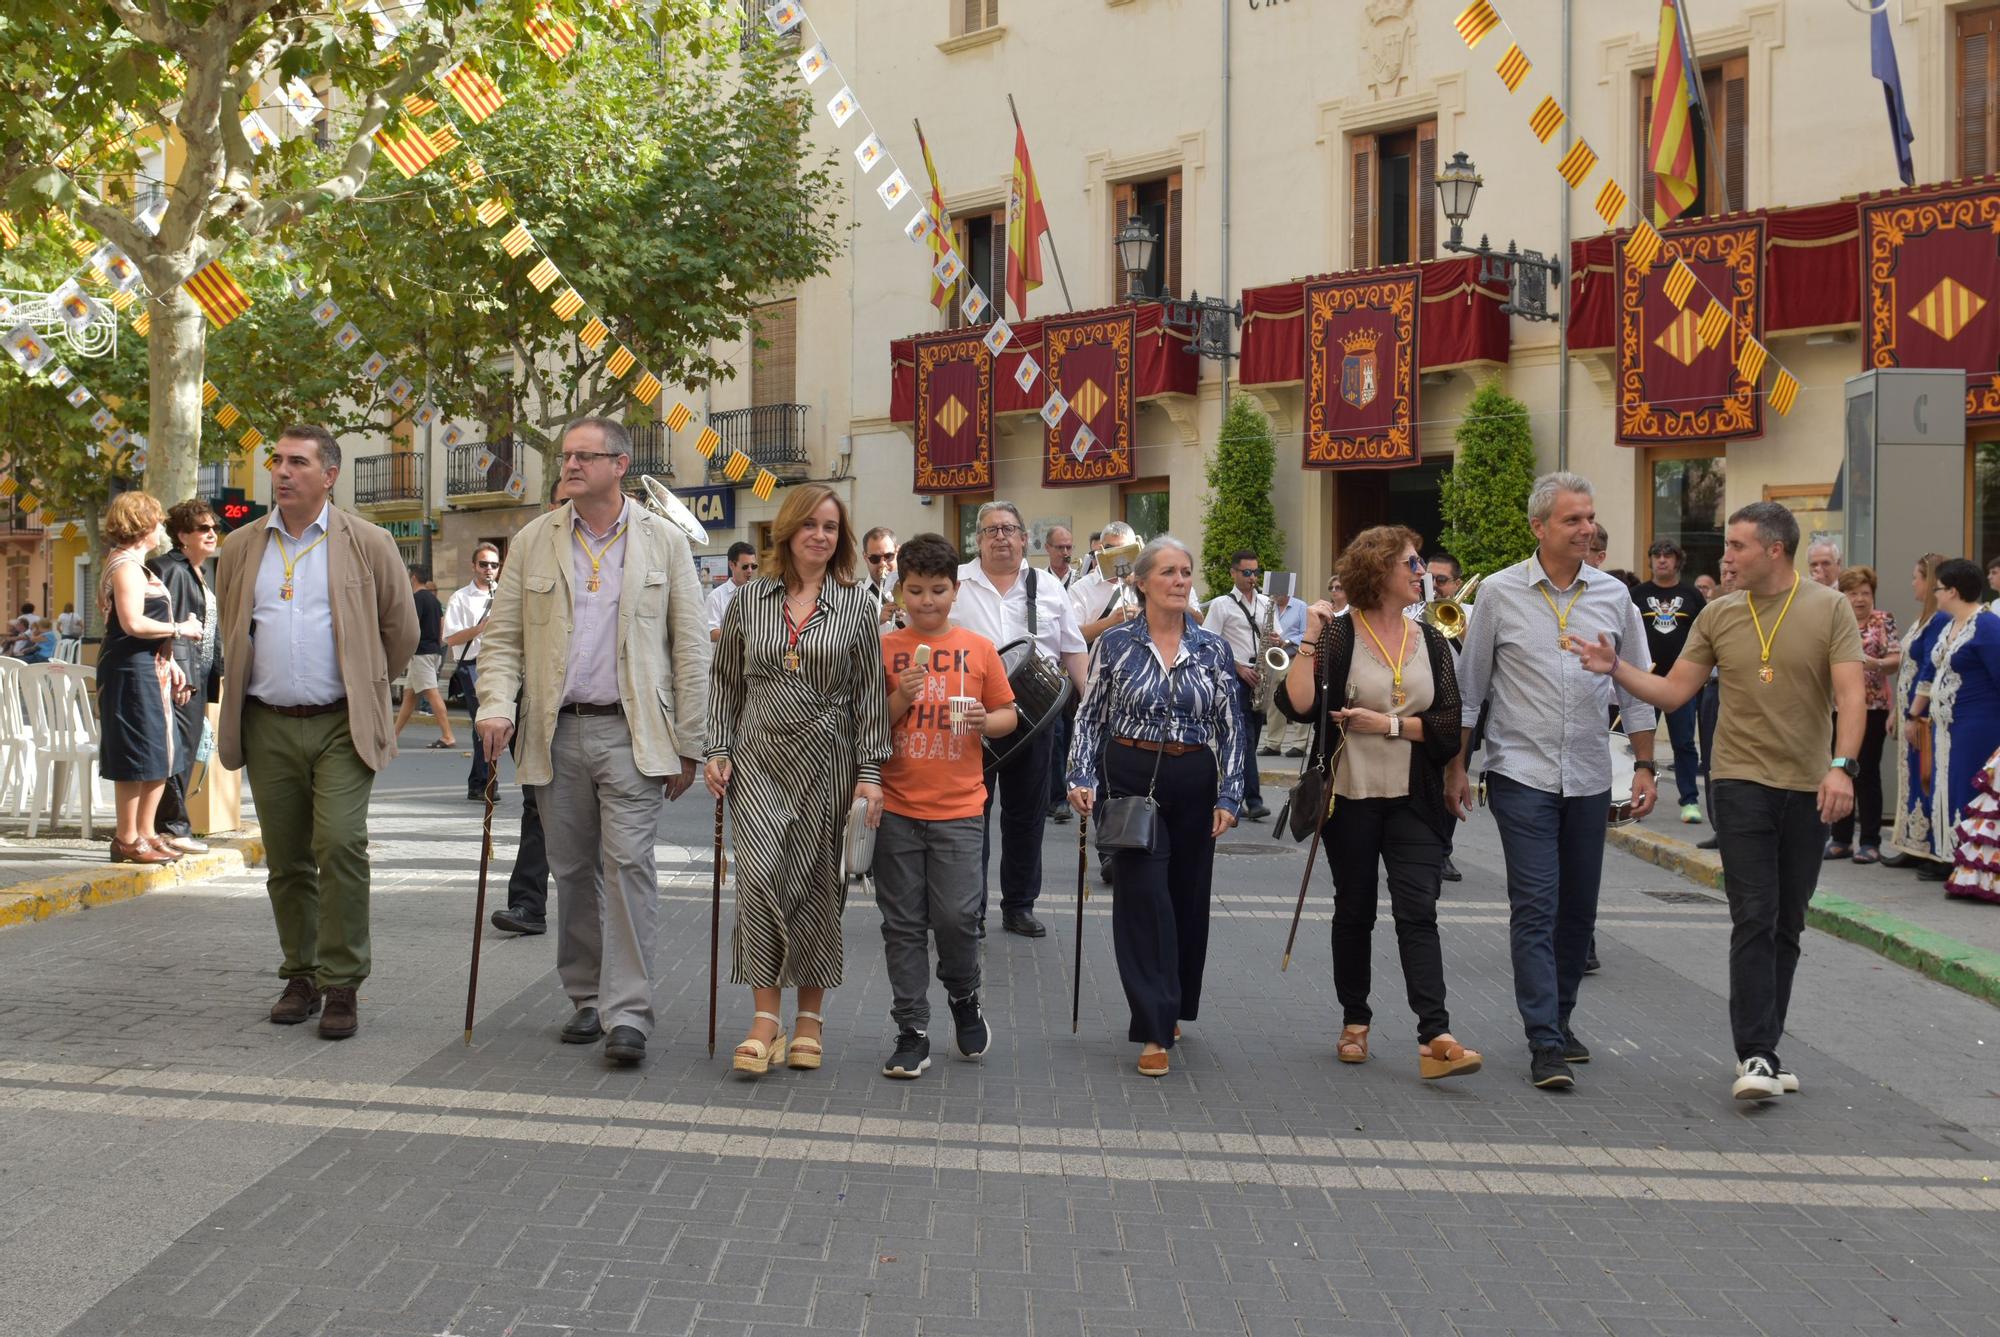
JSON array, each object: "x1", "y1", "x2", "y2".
[
  {"x1": 948, "y1": 992, "x2": 992, "y2": 1059},
  {"x1": 1440, "y1": 856, "x2": 1463, "y2": 883},
  {"x1": 1049, "y1": 804, "x2": 1072, "y2": 824},
  {"x1": 1560, "y1": 1026, "x2": 1591, "y2": 1064},
  {"x1": 1529, "y1": 1044, "x2": 1574, "y2": 1090},
  {"x1": 1732, "y1": 1055, "x2": 1782, "y2": 1101},
  {"x1": 1583, "y1": 949, "x2": 1601, "y2": 975},
  {"x1": 883, "y1": 1029, "x2": 931, "y2": 1079},
  {"x1": 491, "y1": 908, "x2": 546, "y2": 935},
  {"x1": 1696, "y1": 835, "x2": 1719, "y2": 850}
]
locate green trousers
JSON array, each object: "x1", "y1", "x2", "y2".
[{"x1": 242, "y1": 703, "x2": 378, "y2": 989}]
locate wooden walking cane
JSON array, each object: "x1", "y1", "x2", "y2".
[
  {"x1": 1071, "y1": 810, "x2": 1088, "y2": 1034},
  {"x1": 1280, "y1": 663, "x2": 1349, "y2": 972},
  {"x1": 709, "y1": 794, "x2": 725, "y2": 1058},
  {"x1": 464, "y1": 771, "x2": 500, "y2": 1045}
]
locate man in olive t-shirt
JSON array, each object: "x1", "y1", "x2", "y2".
[{"x1": 1574, "y1": 502, "x2": 1864, "y2": 1105}]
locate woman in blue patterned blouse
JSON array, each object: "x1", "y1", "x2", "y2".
[{"x1": 1067, "y1": 536, "x2": 1243, "y2": 1078}]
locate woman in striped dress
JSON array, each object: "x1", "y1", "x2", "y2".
[{"x1": 705, "y1": 484, "x2": 892, "y2": 1075}]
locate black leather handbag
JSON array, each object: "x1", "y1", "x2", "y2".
[
  {"x1": 1094, "y1": 735, "x2": 1167, "y2": 855},
  {"x1": 1273, "y1": 631, "x2": 1340, "y2": 843}
]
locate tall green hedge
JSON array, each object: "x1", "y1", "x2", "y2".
[
  {"x1": 1438, "y1": 379, "x2": 1538, "y2": 576},
  {"x1": 1200, "y1": 394, "x2": 1287, "y2": 598}
]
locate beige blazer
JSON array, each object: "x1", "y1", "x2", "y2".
[
  {"x1": 214, "y1": 504, "x2": 420, "y2": 773},
  {"x1": 475, "y1": 500, "x2": 710, "y2": 784}
]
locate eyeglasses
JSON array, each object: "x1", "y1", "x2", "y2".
[
  {"x1": 979, "y1": 524, "x2": 1024, "y2": 539},
  {"x1": 558, "y1": 450, "x2": 623, "y2": 466},
  {"x1": 866, "y1": 553, "x2": 894, "y2": 565},
  {"x1": 475, "y1": 561, "x2": 499, "y2": 569}
]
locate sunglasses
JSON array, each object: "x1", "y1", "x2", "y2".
[
  {"x1": 866, "y1": 553, "x2": 894, "y2": 565},
  {"x1": 1405, "y1": 555, "x2": 1425, "y2": 574},
  {"x1": 191, "y1": 523, "x2": 219, "y2": 534},
  {"x1": 475, "y1": 561, "x2": 499, "y2": 569}
]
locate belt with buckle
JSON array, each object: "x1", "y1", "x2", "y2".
[
  {"x1": 559, "y1": 701, "x2": 624, "y2": 717},
  {"x1": 247, "y1": 695, "x2": 346, "y2": 719},
  {"x1": 1113, "y1": 736, "x2": 1203, "y2": 757}
]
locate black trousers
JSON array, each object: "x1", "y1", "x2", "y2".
[
  {"x1": 457, "y1": 658, "x2": 491, "y2": 794},
  {"x1": 981, "y1": 725, "x2": 1056, "y2": 919},
  {"x1": 1831, "y1": 708, "x2": 1890, "y2": 848},
  {"x1": 1105, "y1": 743, "x2": 1217, "y2": 1049},
  {"x1": 1323, "y1": 797, "x2": 1450, "y2": 1043},
  {"x1": 154, "y1": 680, "x2": 208, "y2": 839},
  {"x1": 506, "y1": 783, "x2": 551, "y2": 920},
  {"x1": 1712, "y1": 778, "x2": 1825, "y2": 1062}
]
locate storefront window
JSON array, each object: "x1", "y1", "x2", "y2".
[
  {"x1": 1974, "y1": 440, "x2": 2000, "y2": 568},
  {"x1": 1650, "y1": 454, "x2": 1726, "y2": 580}
]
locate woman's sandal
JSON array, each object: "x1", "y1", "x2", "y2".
[
  {"x1": 428, "y1": 739, "x2": 456, "y2": 750},
  {"x1": 1337, "y1": 1025, "x2": 1370, "y2": 1064},
  {"x1": 1825, "y1": 842, "x2": 1853, "y2": 860},
  {"x1": 1137, "y1": 1045, "x2": 1169, "y2": 1077},
  {"x1": 732, "y1": 1010, "x2": 788, "y2": 1075},
  {"x1": 788, "y1": 1010, "x2": 824, "y2": 1070},
  {"x1": 1854, "y1": 845, "x2": 1881, "y2": 865},
  {"x1": 1417, "y1": 1034, "x2": 1483, "y2": 1081}
]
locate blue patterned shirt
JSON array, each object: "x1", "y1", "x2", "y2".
[{"x1": 1066, "y1": 614, "x2": 1247, "y2": 814}]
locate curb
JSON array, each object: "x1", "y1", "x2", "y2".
[
  {"x1": 0, "y1": 830, "x2": 265, "y2": 931},
  {"x1": 1605, "y1": 825, "x2": 2000, "y2": 1009}
]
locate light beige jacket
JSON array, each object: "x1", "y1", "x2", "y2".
[{"x1": 475, "y1": 499, "x2": 710, "y2": 784}]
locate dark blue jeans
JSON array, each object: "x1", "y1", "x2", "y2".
[
  {"x1": 1232, "y1": 679, "x2": 1263, "y2": 808},
  {"x1": 1486, "y1": 772, "x2": 1610, "y2": 1048},
  {"x1": 1663, "y1": 696, "x2": 1702, "y2": 807},
  {"x1": 457, "y1": 658, "x2": 491, "y2": 794}
]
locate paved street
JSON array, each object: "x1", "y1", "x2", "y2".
[{"x1": 4, "y1": 736, "x2": 2000, "y2": 1337}]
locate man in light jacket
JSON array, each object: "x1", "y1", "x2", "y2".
[
  {"x1": 475, "y1": 416, "x2": 710, "y2": 1067},
  {"x1": 217, "y1": 424, "x2": 419, "y2": 1041}
]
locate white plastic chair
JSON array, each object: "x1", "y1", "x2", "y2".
[
  {"x1": 23, "y1": 663, "x2": 103, "y2": 838},
  {"x1": 55, "y1": 638, "x2": 82, "y2": 664},
  {"x1": 0, "y1": 656, "x2": 33, "y2": 818}
]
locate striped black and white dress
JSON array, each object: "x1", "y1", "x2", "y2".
[{"x1": 706, "y1": 575, "x2": 893, "y2": 989}]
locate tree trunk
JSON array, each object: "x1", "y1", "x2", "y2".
[{"x1": 145, "y1": 285, "x2": 207, "y2": 505}]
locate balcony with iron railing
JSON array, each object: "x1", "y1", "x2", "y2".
[
  {"x1": 196, "y1": 461, "x2": 229, "y2": 497},
  {"x1": 703, "y1": 404, "x2": 810, "y2": 486},
  {"x1": 622, "y1": 421, "x2": 675, "y2": 489},
  {"x1": 352, "y1": 451, "x2": 426, "y2": 515},
  {"x1": 445, "y1": 441, "x2": 525, "y2": 507}
]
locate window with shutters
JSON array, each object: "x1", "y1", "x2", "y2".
[
  {"x1": 1636, "y1": 55, "x2": 1748, "y2": 223},
  {"x1": 949, "y1": 210, "x2": 1005, "y2": 327},
  {"x1": 1347, "y1": 121, "x2": 1436, "y2": 269},
  {"x1": 954, "y1": 0, "x2": 1000, "y2": 37},
  {"x1": 1959, "y1": 6, "x2": 2000, "y2": 178},
  {"x1": 1110, "y1": 173, "x2": 1182, "y2": 301},
  {"x1": 751, "y1": 299, "x2": 797, "y2": 405}
]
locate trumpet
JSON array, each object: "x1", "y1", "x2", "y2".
[{"x1": 1422, "y1": 572, "x2": 1482, "y2": 640}]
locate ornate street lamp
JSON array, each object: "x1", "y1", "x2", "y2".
[
  {"x1": 1115, "y1": 216, "x2": 1157, "y2": 303},
  {"x1": 1432, "y1": 150, "x2": 1561, "y2": 323},
  {"x1": 1111, "y1": 215, "x2": 1244, "y2": 360}
]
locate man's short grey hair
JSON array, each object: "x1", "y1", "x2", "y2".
[
  {"x1": 1099, "y1": 521, "x2": 1138, "y2": 546},
  {"x1": 1527, "y1": 471, "x2": 1595, "y2": 523},
  {"x1": 975, "y1": 500, "x2": 1024, "y2": 532},
  {"x1": 563, "y1": 415, "x2": 631, "y2": 458},
  {"x1": 1807, "y1": 536, "x2": 1842, "y2": 560},
  {"x1": 1132, "y1": 535, "x2": 1192, "y2": 596}
]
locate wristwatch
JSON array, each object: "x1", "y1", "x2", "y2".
[
  {"x1": 1632, "y1": 760, "x2": 1657, "y2": 774},
  {"x1": 1830, "y1": 756, "x2": 1860, "y2": 778}
]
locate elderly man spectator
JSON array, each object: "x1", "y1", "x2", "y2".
[
  {"x1": 18, "y1": 616, "x2": 56, "y2": 663},
  {"x1": 1807, "y1": 538, "x2": 1843, "y2": 588}
]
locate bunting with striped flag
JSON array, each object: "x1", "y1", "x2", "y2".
[
  {"x1": 525, "y1": 15, "x2": 579, "y2": 61},
  {"x1": 666, "y1": 401, "x2": 693, "y2": 432},
  {"x1": 604, "y1": 345, "x2": 635, "y2": 379},
  {"x1": 723, "y1": 450, "x2": 751, "y2": 482},
  {"x1": 1529, "y1": 96, "x2": 1565, "y2": 144},
  {"x1": 476, "y1": 197, "x2": 509, "y2": 227},
  {"x1": 577, "y1": 317, "x2": 609, "y2": 351},
  {"x1": 551, "y1": 287, "x2": 584, "y2": 320},
  {"x1": 1494, "y1": 43, "x2": 1530, "y2": 93},
  {"x1": 695, "y1": 425, "x2": 720, "y2": 459},
  {"x1": 630, "y1": 372, "x2": 662, "y2": 406},
  {"x1": 752, "y1": 469, "x2": 776, "y2": 501},
  {"x1": 500, "y1": 223, "x2": 534, "y2": 258},
  {"x1": 525, "y1": 256, "x2": 561, "y2": 291},
  {"x1": 372, "y1": 122, "x2": 442, "y2": 178},
  {"x1": 1556, "y1": 140, "x2": 1597, "y2": 189},
  {"x1": 441, "y1": 60, "x2": 505, "y2": 122},
  {"x1": 1454, "y1": 1, "x2": 1501, "y2": 48},
  {"x1": 183, "y1": 260, "x2": 251, "y2": 328}
]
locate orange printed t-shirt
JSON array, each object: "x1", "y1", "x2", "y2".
[{"x1": 880, "y1": 625, "x2": 1015, "y2": 821}]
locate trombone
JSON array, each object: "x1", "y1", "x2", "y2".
[{"x1": 1422, "y1": 572, "x2": 1481, "y2": 640}]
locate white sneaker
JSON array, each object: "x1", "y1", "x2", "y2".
[
  {"x1": 1734, "y1": 1057, "x2": 1801, "y2": 1094},
  {"x1": 1732, "y1": 1056, "x2": 1783, "y2": 1101}
]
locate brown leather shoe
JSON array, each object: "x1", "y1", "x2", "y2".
[
  {"x1": 269, "y1": 977, "x2": 322, "y2": 1025},
  {"x1": 319, "y1": 986, "x2": 358, "y2": 1039},
  {"x1": 109, "y1": 836, "x2": 175, "y2": 865}
]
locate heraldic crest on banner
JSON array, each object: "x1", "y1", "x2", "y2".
[
  {"x1": 911, "y1": 329, "x2": 993, "y2": 494},
  {"x1": 1305, "y1": 269, "x2": 1418, "y2": 469},
  {"x1": 1616, "y1": 217, "x2": 1763, "y2": 444},
  {"x1": 1863, "y1": 184, "x2": 2000, "y2": 422}
]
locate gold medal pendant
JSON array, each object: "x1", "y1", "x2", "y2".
[
  {"x1": 1759, "y1": 665, "x2": 1775, "y2": 684},
  {"x1": 586, "y1": 575, "x2": 600, "y2": 593},
  {"x1": 1557, "y1": 633, "x2": 1571, "y2": 651},
  {"x1": 1392, "y1": 689, "x2": 1407, "y2": 708},
  {"x1": 280, "y1": 582, "x2": 293, "y2": 601},
  {"x1": 783, "y1": 649, "x2": 802, "y2": 672}
]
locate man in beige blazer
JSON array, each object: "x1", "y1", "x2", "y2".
[
  {"x1": 216, "y1": 424, "x2": 418, "y2": 1040},
  {"x1": 476, "y1": 416, "x2": 710, "y2": 1066}
]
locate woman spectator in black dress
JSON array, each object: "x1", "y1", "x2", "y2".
[
  {"x1": 1277, "y1": 525, "x2": 1480, "y2": 1082},
  {"x1": 151, "y1": 498, "x2": 224, "y2": 855},
  {"x1": 98, "y1": 491, "x2": 201, "y2": 864}
]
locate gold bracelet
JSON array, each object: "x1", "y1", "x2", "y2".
[{"x1": 1297, "y1": 641, "x2": 1317, "y2": 657}]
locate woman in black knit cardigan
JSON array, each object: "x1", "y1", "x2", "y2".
[{"x1": 1277, "y1": 525, "x2": 1480, "y2": 1082}]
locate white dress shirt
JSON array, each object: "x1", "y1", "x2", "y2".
[
  {"x1": 706, "y1": 577, "x2": 744, "y2": 634},
  {"x1": 1204, "y1": 587, "x2": 1270, "y2": 667},
  {"x1": 247, "y1": 501, "x2": 345, "y2": 706},
  {"x1": 443, "y1": 580, "x2": 493, "y2": 663},
  {"x1": 564, "y1": 498, "x2": 630, "y2": 706},
  {"x1": 952, "y1": 559, "x2": 1085, "y2": 662}
]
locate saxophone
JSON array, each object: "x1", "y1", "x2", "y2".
[{"x1": 1256, "y1": 595, "x2": 1285, "y2": 713}]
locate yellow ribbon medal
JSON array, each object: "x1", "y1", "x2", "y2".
[{"x1": 1746, "y1": 574, "x2": 1801, "y2": 684}]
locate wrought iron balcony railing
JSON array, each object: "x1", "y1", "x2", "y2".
[
  {"x1": 705, "y1": 403, "x2": 809, "y2": 483},
  {"x1": 353, "y1": 451, "x2": 425, "y2": 507}
]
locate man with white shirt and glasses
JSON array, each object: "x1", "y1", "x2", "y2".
[
  {"x1": 444, "y1": 544, "x2": 500, "y2": 801},
  {"x1": 1575, "y1": 501, "x2": 1864, "y2": 1102},
  {"x1": 707, "y1": 542, "x2": 758, "y2": 642},
  {"x1": 1200, "y1": 550, "x2": 1274, "y2": 821},
  {"x1": 863, "y1": 527, "x2": 899, "y2": 623},
  {"x1": 1448, "y1": 472, "x2": 1659, "y2": 1091},
  {"x1": 951, "y1": 500, "x2": 1087, "y2": 937},
  {"x1": 1045, "y1": 526, "x2": 1079, "y2": 588},
  {"x1": 216, "y1": 424, "x2": 419, "y2": 1041}
]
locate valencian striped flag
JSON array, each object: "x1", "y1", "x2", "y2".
[
  {"x1": 1494, "y1": 43, "x2": 1530, "y2": 93},
  {"x1": 1648, "y1": 0, "x2": 1701, "y2": 225},
  {"x1": 183, "y1": 260, "x2": 251, "y2": 329},
  {"x1": 525, "y1": 14, "x2": 579, "y2": 61},
  {"x1": 476, "y1": 197, "x2": 508, "y2": 227},
  {"x1": 915, "y1": 119, "x2": 956, "y2": 312},
  {"x1": 500, "y1": 223, "x2": 535, "y2": 258},
  {"x1": 442, "y1": 60, "x2": 505, "y2": 122},
  {"x1": 667, "y1": 401, "x2": 694, "y2": 432},
  {"x1": 695, "y1": 425, "x2": 720, "y2": 459},
  {"x1": 1454, "y1": 1, "x2": 1501, "y2": 49},
  {"x1": 526, "y1": 256, "x2": 560, "y2": 292},
  {"x1": 1769, "y1": 368, "x2": 1800, "y2": 415},
  {"x1": 1006, "y1": 119, "x2": 1049, "y2": 320},
  {"x1": 723, "y1": 450, "x2": 751, "y2": 483},
  {"x1": 373, "y1": 122, "x2": 441, "y2": 178},
  {"x1": 551, "y1": 288, "x2": 584, "y2": 321}
]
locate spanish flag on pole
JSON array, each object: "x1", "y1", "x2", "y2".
[
  {"x1": 915, "y1": 119, "x2": 955, "y2": 312},
  {"x1": 1648, "y1": 0, "x2": 1701, "y2": 225},
  {"x1": 1006, "y1": 121, "x2": 1049, "y2": 320}
]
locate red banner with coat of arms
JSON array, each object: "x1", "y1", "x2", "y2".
[
  {"x1": 910, "y1": 329, "x2": 992, "y2": 495},
  {"x1": 1042, "y1": 308, "x2": 1136, "y2": 487},
  {"x1": 1863, "y1": 183, "x2": 2000, "y2": 421},
  {"x1": 1305, "y1": 268, "x2": 1419, "y2": 469},
  {"x1": 1616, "y1": 217, "x2": 1764, "y2": 444}
]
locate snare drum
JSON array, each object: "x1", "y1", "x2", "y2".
[{"x1": 983, "y1": 638, "x2": 1074, "y2": 773}]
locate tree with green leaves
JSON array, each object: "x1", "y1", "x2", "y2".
[
  {"x1": 1437, "y1": 377, "x2": 1538, "y2": 577},
  {"x1": 0, "y1": 0, "x2": 825, "y2": 507},
  {"x1": 1199, "y1": 394, "x2": 1286, "y2": 599}
]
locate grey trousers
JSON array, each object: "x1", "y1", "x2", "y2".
[
  {"x1": 542, "y1": 712, "x2": 665, "y2": 1036},
  {"x1": 874, "y1": 811, "x2": 984, "y2": 1031}
]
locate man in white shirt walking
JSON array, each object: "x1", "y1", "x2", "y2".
[
  {"x1": 1200, "y1": 550, "x2": 1275, "y2": 821},
  {"x1": 951, "y1": 500, "x2": 1087, "y2": 937},
  {"x1": 443, "y1": 544, "x2": 499, "y2": 799},
  {"x1": 706, "y1": 542, "x2": 758, "y2": 642}
]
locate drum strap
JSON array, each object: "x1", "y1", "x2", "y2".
[
  {"x1": 1024, "y1": 566, "x2": 1039, "y2": 644},
  {"x1": 1098, "y1": 586, "x2": 1125, "y2": 621}
]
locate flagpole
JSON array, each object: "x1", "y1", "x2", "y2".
[
  {"x1": 1674, "y1": 0, "x2": 1729, "y2": 214},
  {"x1": 1008, "y1": 94, "x2": 1074, "y2": 313}
]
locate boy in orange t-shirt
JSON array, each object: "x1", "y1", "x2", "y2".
[{"x1": 876, "y1": 533, "x2": 1017, "y2": 1078}]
